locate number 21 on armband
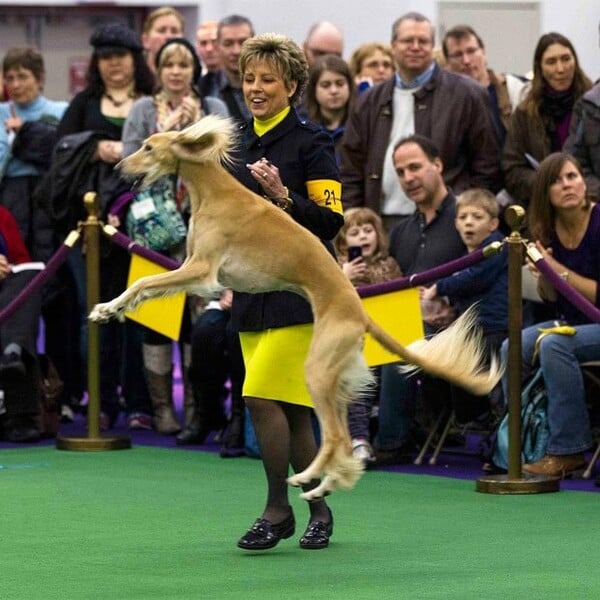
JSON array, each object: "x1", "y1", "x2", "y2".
[{"x1": 306, "y1": 179, "x2": 343, "y2": 215}]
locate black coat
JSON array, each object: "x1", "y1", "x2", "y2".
[{"x1": 229, "y1": 110, "x2": 343, "y2": 332}]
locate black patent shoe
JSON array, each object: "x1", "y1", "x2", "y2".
[
  {"x1": 237, "y1": 510, "x2": 295, "y2": 550},
  {"x1": 299, "y1": 508, "x2": 334, "y2": 549}
]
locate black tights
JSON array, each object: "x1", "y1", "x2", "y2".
[{"x1": 245, "y1": 396, "x2": 330, "y2": 525}]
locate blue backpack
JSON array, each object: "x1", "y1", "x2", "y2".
[{"x1": 492, "y1": 369, "x2": 549, "y2": 470}]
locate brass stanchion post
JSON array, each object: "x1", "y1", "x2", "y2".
[
  {"x1": 57, "y1": 192, "x2": 131, "y2": 451},
  {"x1": 476, "y1": 206, "x2": 559, "y2": 494}
]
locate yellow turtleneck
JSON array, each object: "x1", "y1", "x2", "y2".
[{"x1": 253, "y1": 106, "x2": 291, "y2": 136}]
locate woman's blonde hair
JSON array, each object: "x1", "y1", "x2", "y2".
[
  {"x1": 348, "y1": 42, "x2": 394, "y2": 79},
  {"x1": 239, "y1": 33, "x2": 308, "y2": 107},
  {"x1": 143, "y1": 6, "x2": 184, "y2": 34},
  {"x1": 334, "y1": 207, "x2": 389, "y2": 261}
]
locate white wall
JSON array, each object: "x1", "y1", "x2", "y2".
[
  {"x1": 198, "y1": 0, "x2": 599, "y2": 80},
  {"x1": 0, "y1": 0, "x2": 598, "y2": 100}
]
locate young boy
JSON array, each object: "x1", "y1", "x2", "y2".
[{"x1": 421, "y1": 188, "x2": 508, "y2": 421}]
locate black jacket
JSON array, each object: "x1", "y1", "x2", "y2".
[
  {"x1": 34, "y1": 131, "x2": 128, "y2": 236},
  {"x1": 229, "y1": 110, "x2": 343, "y2": 332}
]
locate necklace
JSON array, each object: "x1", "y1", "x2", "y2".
[{"x1": 104, "y1": 90, "x2": 136, "y2": 107}]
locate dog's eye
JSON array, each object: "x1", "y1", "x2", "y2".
[{"x1": 144, "y1": 144, "x2": 153, "y2": 152}]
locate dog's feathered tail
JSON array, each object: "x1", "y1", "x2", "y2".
[{"x1": 367, "y1": 306, "x2": 503, "y2": 396}]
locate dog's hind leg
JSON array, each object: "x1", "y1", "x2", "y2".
[
  {"x1": 89, "y1": 260, "x2": 215, "y2": 323},
  {"x1": 288, "y1": 322, "x2": 366, "y2": 498}
]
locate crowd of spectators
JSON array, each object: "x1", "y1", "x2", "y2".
[{"x1": 0, "y1": 8, "x2": 599, "y2": 489}]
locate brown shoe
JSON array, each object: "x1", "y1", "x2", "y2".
[{"x1": 522, "y1": 454, "x2": 585, "y2": 478}]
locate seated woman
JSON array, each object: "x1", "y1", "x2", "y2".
[
  {"x1": 500, "y1": 152, "x2": 600, "y2": 477},
  {"x1": 0, "y1": 205, "x2": 43, "y2": 442}
]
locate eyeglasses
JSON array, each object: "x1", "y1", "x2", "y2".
[{"x1": 447, "y1": 46, "x2": 480, "y2": 61}]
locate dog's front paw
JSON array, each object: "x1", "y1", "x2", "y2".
[{"x1": 89, "y1": 301, "x2": 123, "y2": 323}]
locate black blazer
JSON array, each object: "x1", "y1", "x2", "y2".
[{"x1": 229, "y1": 109, "x2": 343, "y2": 332}]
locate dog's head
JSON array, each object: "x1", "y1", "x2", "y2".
[{"x1": 118, "y1": 114, "x2": 236, "y2": 188}]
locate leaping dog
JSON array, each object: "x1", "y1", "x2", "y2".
[{"x1": 89, "y1": 115, "x2": 502, "y2": 500}]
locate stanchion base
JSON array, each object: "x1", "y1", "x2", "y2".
[
  {"x1": 56, "y1": 435, "x2": 131, "y2": 451},
  {"x1": 476, "y1": 472, "x2": 560, "y2": 494}
]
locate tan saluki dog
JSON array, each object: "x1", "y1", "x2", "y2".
[{"x1": 89, "y1": 115, "x2": 502, "y2": 500}]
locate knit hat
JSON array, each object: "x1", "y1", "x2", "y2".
[
  {"x1": 90, "y1": 23, "x2": 143, "y2": 55},
  {"x1": 155, "y1": 38, "x2": 202, "y2": 83}
]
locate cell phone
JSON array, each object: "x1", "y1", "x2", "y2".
[{"x1": 348, "y1": 246, "x2": 362, "y2": 260}]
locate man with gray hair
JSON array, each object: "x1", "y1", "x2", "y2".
[
  {"x1": 214, "y1": 14, "x2": 255, "y2": 123},
  {"x1": 340, "y1": 12, "x2": 502, "y2": 230}
]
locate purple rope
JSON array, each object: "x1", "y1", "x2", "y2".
[
  {"x1": 0, "y1": 242, "x2": 74, "y2": 325},
  {"x1": 358, "y1": 245, "x2": 494, "y2": 299},
  {"x1": 530, "y1": 254, "x2": 600, "y2": 324},
  {"x1": 104, "y1": 228, "x2": 181, "y2": 271}
]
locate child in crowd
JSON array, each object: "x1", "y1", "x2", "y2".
[
  {"x1": 334, "y1": 207, "x2": 402, "y2": 465},
  {"x1": 420, "y1": 188, "x2": 508, "y2": 421}
]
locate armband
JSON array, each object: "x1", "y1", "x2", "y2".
[{"x1": 306, "y1": 179, "x2": 343, "y2": 216}]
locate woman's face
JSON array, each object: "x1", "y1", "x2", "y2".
[
  {"x1": 159, "y1": 51, "x2": 194, "y2": 95},
  {"x1": 357, "y1": 49, "x2": 394, "y2": 84},
  {"x1": 97, "y1": 51, "x2": 135, "y2": 88},
  {"x1": 142, "y1": 14, "x2": 184, "y2": 62},
  {"x1": 540, "y1": 43, "x2": 575, "y2": 91},
  {"x1": 242, "y1": 59, "x2": 297, "y2": 120},
  {"x1": 549, "y1": 160, "x2": 586, "y2": 210},
  {"x1": 4, "y1": 66, "x2": 42, "y2": 105},
  {"x1": 315, "y1": 69, "x2": 350, "y2": 113}
]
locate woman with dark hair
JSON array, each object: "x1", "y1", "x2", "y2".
[
  {"x1": 231, "y1": 33, "x2": 343, "y2": 551},
  {"x1": 55, "y1": 22, "x2": 155, "y2": 430},
  {"x1": 500, "y1": 152, "x2": 600, "y2": 478},
  {"x1": 302, "y1": 54, "x2": 354, "y2": 163},
  {"x1": 503, "y1": 32, "x2": 592, "y2": 206}
]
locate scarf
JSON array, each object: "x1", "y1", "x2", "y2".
[{"x1": 540, "y1": 86, "x2": 575, "y2": 151}]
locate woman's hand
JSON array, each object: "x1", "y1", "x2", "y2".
[
  {"x1": 247, "y1": 157, "x2": 287, "y2": 199},
  {"x1": 529, "y1": 241, "x2": 559, "y2": 301},
  {"x1": 179, "y1": 96, "x2": 200, "y2": 127},
  {"x1": 4, "y1": 114, "x2": 23, "y2": 133},
  {"x1": 97, "y1": 140, "x2": 123, "y2": 164}
]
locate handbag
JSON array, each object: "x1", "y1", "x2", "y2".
[{"x1": 125, "y1": 174, "x2": 187, "y2": 252}]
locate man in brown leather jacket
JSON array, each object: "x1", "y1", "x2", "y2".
[{"x1": 340, "y1": 12, "x2": 502, "y2": 229}]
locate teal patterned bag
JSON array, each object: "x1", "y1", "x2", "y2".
[{"x1": 126, "y1": 175, "x2": 187, "y2": 251}]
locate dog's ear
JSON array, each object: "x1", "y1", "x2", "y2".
[{"x1": 170, "y1": 138, "x2": 212, "y2": 163}]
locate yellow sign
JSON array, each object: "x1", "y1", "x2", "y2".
[
  {"x1": 125, "y1": 254, "x2": 185, "y2": 340},
  {"x1": 361, "y1": 287, "x2": 424, "y2": 366}
]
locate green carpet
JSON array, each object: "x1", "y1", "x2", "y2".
[{"x1": 1, "y1": 446, "x2": 599, "y2": 599}]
